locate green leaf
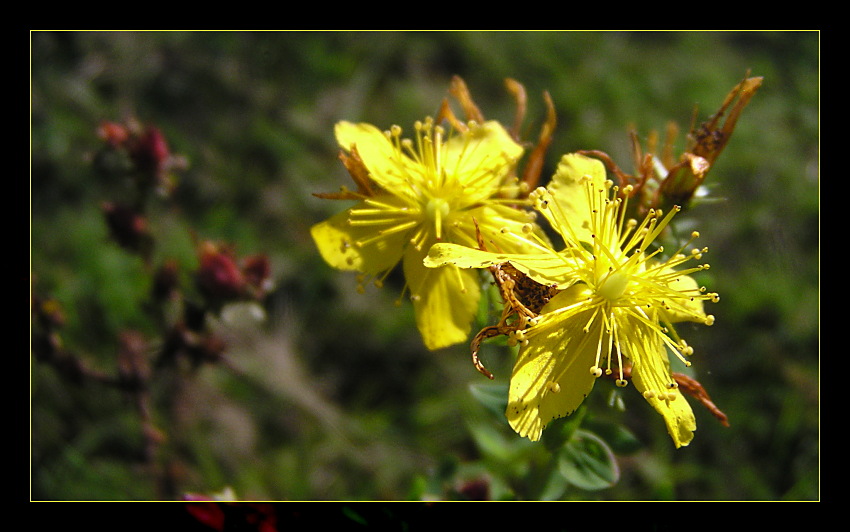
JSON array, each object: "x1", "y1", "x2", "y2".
[
  {"x1": 541, "y1": 405, "x2": 586, "y2": 452},
  {"x1": 536, "y1": 463, "x2": 569, "y2": 501},
  {"x1": 467, "y1": 422, "x2": 516, "y2": 464},
  {"x1": 469, "y1": 382, "x2": 509, "y2": 419},
  {"x1": 585, "y1": 418, "x2": 644, "y2": 455},
  {"x1": 557, "y1": 429, "x2": 620, "y2": 490}
]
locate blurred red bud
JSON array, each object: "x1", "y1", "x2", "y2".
[
  {"x1": 130, "y1": 126, "x2": 171, "y2": 176},
  {"x1": 152, "y1": 259, "x2": 181, "y2": 301},
  {"x1": 97, "y1": 121, "x2": 130, "y2": 147},
  {"x1": 196, "y1": 242, "x2": 246, "y2": 301},
  {"x1": 102, "y1": 201, "x2": 152, "y2": 255},
  {"x1": 242, "y1": 254, "x2": 272, "y2": 298}
]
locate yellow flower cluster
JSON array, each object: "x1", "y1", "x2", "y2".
[
  {"x1": 426, "y1": 153, "x2": 719, "y2": 447},
  {"x1": 312, "y1": 117, "x2": 545, "y2": 350},
  {"x1": 311, "y1": 77, "x2": 742, "y2": 447}
]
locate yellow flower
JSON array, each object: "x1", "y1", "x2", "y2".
[
  {"x1": 425, "y1": 153, "x2": 719, "y2": 447},
  {"x1": 312, "y1": 117, "x2": 543, "y2": 350}
]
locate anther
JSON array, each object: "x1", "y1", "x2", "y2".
[
  {"x1": 615, "y1": 379, "x2": 628, "y2": 388},
  {"x1": 590, "y1": 366, "x2": 603, "y2": 378}
]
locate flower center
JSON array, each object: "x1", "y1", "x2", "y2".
[
  {"x1": 597, "y1": 270, "x2": 629, "y2": 302},
  {"x1": 425, "y1": 197, "x2": 451, "y2": 240}
]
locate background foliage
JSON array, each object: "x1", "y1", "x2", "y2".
[{"x1": 30, "y1": 30, "x2": 819, "y2": 501}]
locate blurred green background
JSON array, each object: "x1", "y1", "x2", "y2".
[{"x1": 30, "y1": 31, "x2": 819, "y2": 501}]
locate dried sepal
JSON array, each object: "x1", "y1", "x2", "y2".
[
  {"x1": 435, "y1": 76, "x2": 557, "y2": 200},
  {"x1": 519, "y1": 90, "x2": 557, "y2": 195},
  {"x1": 503, "y1": 78, "x2": 528, "y2": 142},
  {"x1": 435, "y1": 98, "x2": 465, "y2": 133},
  {"x1": 449, "y1": 75, "x2": 485, "y2": 124},
  {"x1": 671, "y1": 371, "x2": 730, "y2": 427},
  {"x1": 605, "y1": 364, "x2": 730, "y2": 427},
  {"x1": 434, "y1": 76, "x2": 484, "y2": 134},
  {"x1": 470, "y1": 222, "x2": 560, "y2": 379},
  {"x1": 313, "y1": 145, "x2": 375, "y2": 201},
  {"x1": 689, "y1": 74, "x2": 763, "y2": 166},
  {"x1": 581, "y1": 73, "x2": 762, "y2": 217}
]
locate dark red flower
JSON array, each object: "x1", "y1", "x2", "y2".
[
  {"x1": 130, "y1": 126, "x2": 171, "y2": 177},
  {"x1": 102, "y1": 201, "x2": 152, "y2": 254},
  {"x1": 196, "y1": 242, "x2": 247, "y2": 301},
  {"x1": 242, "y1": 254, "x2": 272, "y2": 298}
]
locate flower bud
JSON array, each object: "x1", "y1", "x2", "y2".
[
  {"x1": 242, "y1": 254, "x2": 273, "y2": 299},
  {"x1": 195, "y1": 242, "x2": 246, "y2": 301},
  {"x1": 102, "y1": 201, "x2": 152, "y2": 255}
]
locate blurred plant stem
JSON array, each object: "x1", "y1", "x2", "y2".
[{"x1": 31, "y1": 118, "x2": 273, "y2": 499}]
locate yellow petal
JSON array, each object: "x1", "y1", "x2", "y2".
[
  {"x1": 550, "y1": 152, "x2": 607, "y2": 192},
  {"x1": 425, "y1": 243, "x2": 578, "y2": 289},
  {"x1": 663, "y1": 270, "x2": 708, "y2": 324},
  {"x1": 626, "y1": 332, "x2": 697, "y2": 448},
  {"x1": 404, "y1": 245, "x2": 480, "y2": 350},
  {"x1": 507, "y1": 285, "x2": 598, "y2": 441},
  {"x1": 544, "y1": 153, "x2": 609, "y2": 244},
  {"x1": 311, "y1": 204, "x2": 406, "y2": 275},
  {"x1": 460, "y1": 203, "x2": 552, "y2": 252},
  {"x1": 335, "y1": 121, "x2": 410, "y2": 192},
  {"x1": 443, "y1": 121, "x2": 523, "y2": 197}
]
